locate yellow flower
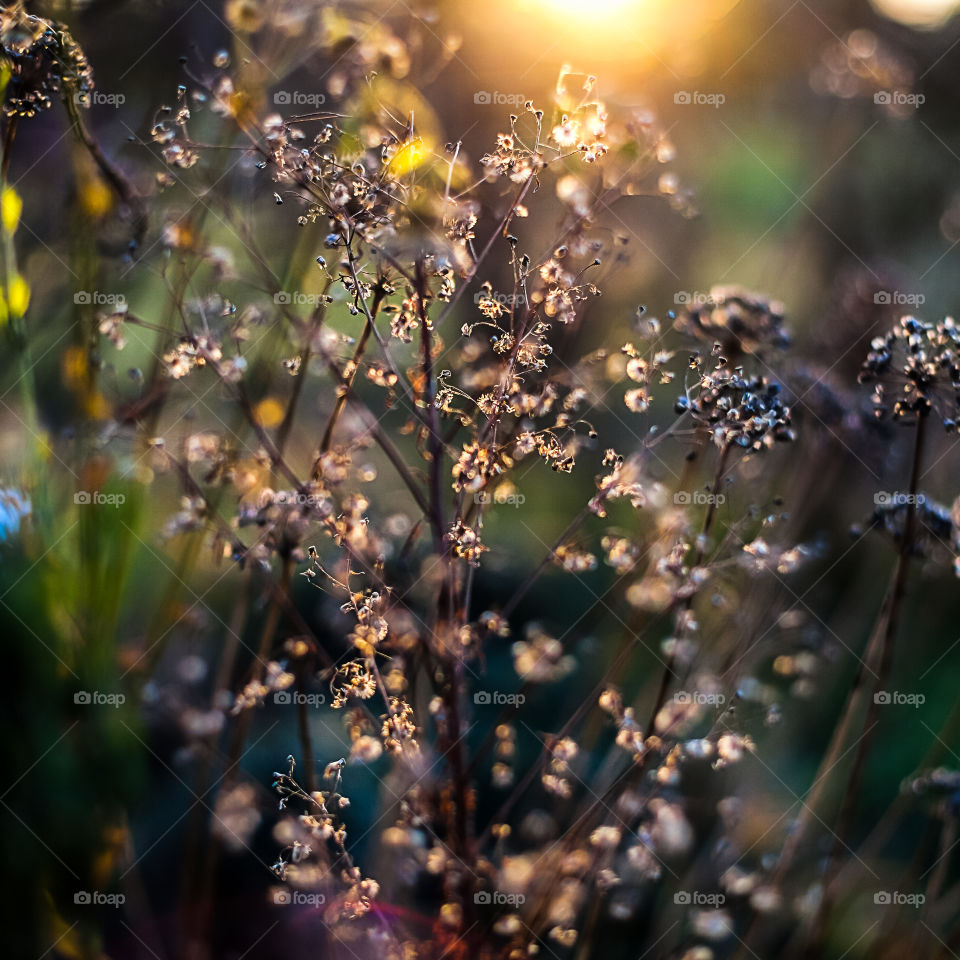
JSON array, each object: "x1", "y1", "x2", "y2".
[
  {"x1": 7, "y1": 273, "x2": 29, "y2": 316},
  {"x1": 1, "y1": 187, "x2": 22, "y2": 234},
  {"x1": 387, "y1": 137, "x2": 429, "y2": 176}
]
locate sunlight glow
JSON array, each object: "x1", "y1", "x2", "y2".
[
  {"x1": 870, "y1": 0, "x2": 960, "y2": 28},
  {"x1": 545, "y1": 0, "x2": 634, "y2": 17}
]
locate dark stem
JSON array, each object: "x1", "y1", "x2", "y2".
[
  {"x1": 319, "y1": 289, "x2": 384, "y2": 454},
  {"x1": 2, "y1": 116, "x2": 18, "y2": 183},
  {"x1": 770, "y1": 414, "x2": 928, "y2": 960},
  {"x1": 414, "y1": 257, "x2": 473, "y2": 911},
  {"x1": 816, "y1": 414, "x2": 928, "y2": 887},
  {"x1": 295, "y1": 664, "x2": 316, "y2": 793}
]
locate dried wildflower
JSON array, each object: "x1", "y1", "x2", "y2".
[
  {"x1": 625, "y1": 842, "x2": 661, "y2": 880},
  {"x1": 446, "y1": 519, "x2": 487, "y2": 566},
  {"x1": 590, "y1": 455, "x2": 650, "y2": 516},
  {"x1": 1, "y1": 3, "x2": 93, "y2": 118},
  {"x1": 601, "y1": 535, "x2": 641, "y2": 572},
  {"x1": 512, "y1": 626, "x2": 575, "y2": 682},
  {"x1": 647, "y1": 799, "x2": 694, "y2": 857},
  {"x1": 452, "y1": 441, "x2": 502, "y2": 492},
  {"x1": 553, "y1": 543, "x2": 597, "y2": 573},
  {"x1": 331, "y1": 661, "x2": 378, "y2": 705},
  {"x1": 589, "y1": 825, "x2": 621, "y2": 850},
  {"x1": 674, "y1": 286, "x2": 789, "y2": 358},
  {"x1": 213, "y1": 783, "x2": 261, "y2": 851},
  {"x1": 692, "y1": 909, "x2": 734, "y2": 941},
  {"x1": 677, "y1": 362, "x2": 795, "y2": 450},
  {"x1": 714, "y1": 733, "x2": 755, "y2": 768},
  {"x1": 97, "y1": 309, "x2": 128, "y2": 350},
  {"x1": 740, "y1": 538, "x2": 812, "y2": 575},
  {"x1": 230, "y1": 662, "x2": 294, "y2": 714},
  {"x1": 615, "y1": 710, "x2": 645, "y2": 758},
  {"x1": 480, "y1": 611, "x2": 511, "y2": 636},
  {"x1": 857, "y1": 493, "x2": 956, "y2": 562},
  {"x1": 624, "y1": 387, "x2": 652, "y2": 412},
  {"x1": 859, "y1": 316, "x2": 960, "y2": 428}
]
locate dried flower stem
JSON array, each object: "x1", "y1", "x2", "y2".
[
  {"x1": 320, "y1": 287, "x2": 385, "y2": 454},
  {"x1": 277, "y1": 283, "x2": 332, "y2": 460},
  {"x1": 811, "y1": 412, "x2": 929, "y2": 922},
  {"x1": 646, "y1": 440, "x2": 732, "y2": 732}
]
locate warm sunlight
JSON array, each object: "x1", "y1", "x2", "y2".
[
  {"x1": 485, "y1": 0, "x2": 742, "y2": 72},
  {"x1": 542, "y1": 0, "x2": 634, "y2": 18},
  {"x1": 871, "y1": 0, "x2": 960, "y2": 28}
]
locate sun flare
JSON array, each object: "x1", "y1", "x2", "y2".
[
  {"x1": 870, "y1": 0, "x2": 960, "y2": 27},
  {"x1": 545, "y1": 0, "x2": 634, "y2": 17}
]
